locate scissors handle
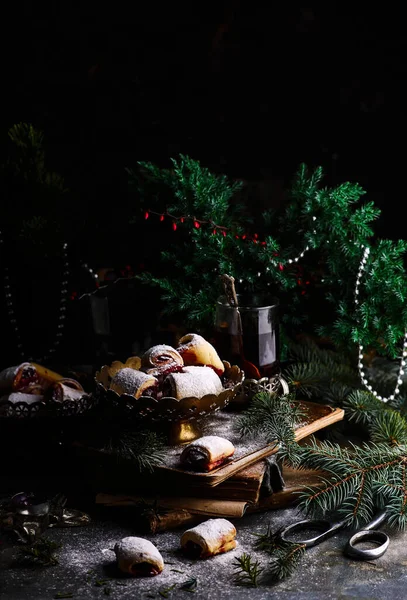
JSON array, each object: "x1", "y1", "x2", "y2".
[
  {"x1": 361, "y1": 509, "x2": 388, "y2": 531},
  {"x1": 344, "y1": 530, "x2": 389, "y2": 560},
  {"x1": 344, "y1": 510, "x2": 389, "y2": 561},
  {"x1": 279, "y1": 518, "x2": 347, "y2": 548}
]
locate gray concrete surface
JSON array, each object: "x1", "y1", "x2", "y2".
[{"x1": 2, "y1": 506, "x2": 407, "y2": 600}]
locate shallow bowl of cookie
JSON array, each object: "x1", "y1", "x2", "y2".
[
  {"x1": 94, "y1": 356, "x2": 244, "y2": 442},
  {"x1": 0, "y1": 362, "x2": 98, "y2": 420}
]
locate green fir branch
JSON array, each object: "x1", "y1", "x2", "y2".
[
  {"x1": 253, "y1": 525, "x2": 306, "y2": 581},
  {"x1": 236, "y1": 392, "x2": 304, "y2": 465},
  {"x1": 283, "y1": 347, "x2": 359, "y2": 401},
  {"x1": 233, "y1": 553, "x2": 263, "y2": 587},
  {"x1": 322, "y1": 382, "x2": 355, "y2": 406},
  {"x1": 19, "y1": 537, "x2": 61, "y2": 567},
  {"x1": 130, "y1": 155, "x2": 407, "y2": 357},
  {"x1": 343, "y1": 390, "x2": 390, "y2": 427},
  {"x1": 369, "y1": 411, "x2": 407, "y2": 446},
  {"x1": 284, "y1": 363, "x2": 324, "y2": 398},
  {"x1": 268, "y1": 542, "x2": 307, "y2": 581},
  {"x1": 296, "y1": 439, "x2": 407, "y2": 529},
  {"x1": 103, "y1": 429, "x2": 165, "y2": 472}
]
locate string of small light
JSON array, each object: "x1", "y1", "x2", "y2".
[
  {"x1": 0, "y1": 230, "x2": 70, "y2": 362},
  {"x1": 355, "y1": 244, "x2": 407, "y2": 402}
]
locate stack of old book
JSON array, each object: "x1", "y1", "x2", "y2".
[{"x1": 82, "y1": 401, "x2": 343, "y2": 532}]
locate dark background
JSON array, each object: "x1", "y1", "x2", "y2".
[
  {"x1": 1, "y1": 3, "x2": 406, "y2": 366},
  {"x1": 3, "y1": 4, "x2": 405, "y2": 226}
]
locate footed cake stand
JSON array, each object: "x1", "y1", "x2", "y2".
[{"x1": 94, "y1": 359, "x2": 245, "y2": 444}]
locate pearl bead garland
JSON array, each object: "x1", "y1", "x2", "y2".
[
  {"x1": 42, "y1": 242, "x2": 70, "y2": 362},
  {"x1": 0, "y1": 229, "x2": 70, "y2": 362},
  {"x1": 355, "y1": 244, "x2": 407, "y2": 403},
  {"x1": 82, "y1": 263, "x2": 99, "y2": 282},
  {"x1": 269, "y1": 216, "x2": 317, "y2": 268},
  {"x1": 237, "y1": 215, "x2": 318, "y2": 284}
]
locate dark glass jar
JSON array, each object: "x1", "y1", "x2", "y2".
[{"x1": 214, "y1": 294, "x2": 280, "y2": 379}]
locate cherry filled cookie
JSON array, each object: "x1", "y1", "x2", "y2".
[
  {"x1": 181, "y1": 519, "x2": 237, "y2": 558},
  {"x1": 180, "y1": 435, "x2": 235, "y2": 471},
  {"x1": 114, "y1": 537, "x2": 164, "y2": 576},
  {"x1": 176, "y1": 334, "x2": 225, "y2": 376},
  {"x1": 107, "y1": 334, "x2": 231, "y2": 401}
]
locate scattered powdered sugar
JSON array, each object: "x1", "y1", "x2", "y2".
[
  {"x1": 163, "y1": 411, "x2": 268, "y2": 470},
  {"x1": 2, "y1": 507, "x2": 401, "y2": 600},
  {"x1": 177, "y1": 333, "x2": 203, "y2": 350},
  {"x1": 54, "y1": 384, "x2": 86, "y2": 402},
  {"x1": 177, "y1": 334, "x2": 224, "y2": 373}
]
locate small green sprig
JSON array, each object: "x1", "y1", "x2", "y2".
[
  {"x1": 253, "y1": 525, "x2": 306, "y2": 581},
  {"x1": 158, "y1": 584, "x2": 177, "y2": 598},
  {"x1": 103, "y1": 428, "x2": 165, "y2": 472},
  {"x1": 180, "y1": 578, "x2": 198, "y2": 593},
  {"x1": 19, "y1": 537, "x2": 61, "y2": 567},
  {"x1": 233, "y1": 552, "x2": 263, "y2": 587},
  {"x1": 253, "y1": 524, "x2": 284, "y2": 552},
  {"x1": 268, "y1": 543, "x2": 307, "y2": 581}
]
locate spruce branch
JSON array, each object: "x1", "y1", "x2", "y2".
[
  {"x1": 236, "y1": 392, "x2": 304, "y2": 465},
  {"x1": 323, "y1": 381, "x2": 355, "y2": 407},
  {"x1": 296, "y1": 439, "x2": 407, "y2": 529},
  {"x1": 343, "y1": 390, "x2": 390, "y2": 427},
  {"x1": 369, "y1": 411, "x2": 407, "y2": 446},
  {"x1": 131, "y1": 156, "x2": 407, "y2": 356},
  {"x1": 233, "y1": 553, "x2": 263, "y2": 587},
  {"x1": 103, "y1": 429, "x2": 165, "y2": 472},
  {"x1": 283, "y1": 337, "x2": 359, "y2": 402},
  {"x1": 253, "y1": 525, "x2": 306, "y2": 581},
  {"x1": 268, "y1": 542, "x2": 307, "y2": 581},
  {"x1": 286, "y1": 337, "x2": 354, "y2": 367},
  {"x1": 19, "y1": 537, "x2": 61, "y2": 567},
  {"x1": 284, "y1": 363, "x2": 324, "y2": 398}
]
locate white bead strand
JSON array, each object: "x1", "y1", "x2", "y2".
[
  {"x1": 270, "y1": 216, "x2": 317, "y2": 268},
  {"x1": 82, "y1": 263, "x2": 99, "y2": 282},
  {"x1": 0, "y1": 230, "x2": 24, "y2": 356},
  {"x1": 355, "y1": 244, "x2": 406, "y2": 402},
  {"x1": 0, "y1": 229, "x2": 70, "y2": 363},
  {"x1": 41, "y1": 242, "x2": 70, "y2": 362}
]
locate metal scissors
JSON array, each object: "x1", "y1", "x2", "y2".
[{"x1": 280, "y1": 510, "x2": 389, "y2": 560}]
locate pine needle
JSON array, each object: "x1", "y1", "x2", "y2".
[
  {"x1": 268, "y1": 543, "x2": 307, "y2": 581},
  {"x1": 344, "y1": 390, "x2": 390, "y2": 427},
  {"x1": 233, "y1": 553, "x2": 263, "y2": 587},
  {"x1": 296, "y1": 439, "x2": 407, "y2": 529},
  {"x1": 180, "y1": 578, "x2": 198, "y2": 593},
  {"x1": 19, "y1": 537, "x2": 61, "y2": 567},
  {"x1": 252, "y1": 525, "x2": 306, "y2": 581},
  {"x1": 103, "y1": 429, "x2": 165, "y2": 472},
  {"x1": 369, "y1": 411, "x2": 407, "y2": 446}
]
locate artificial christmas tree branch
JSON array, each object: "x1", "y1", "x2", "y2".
[{"x1": 130, "y1": 156, "x2": 407, "y2": 364}]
